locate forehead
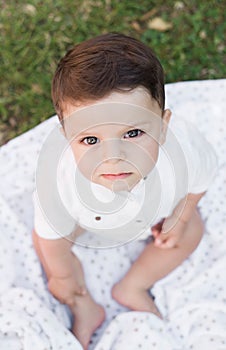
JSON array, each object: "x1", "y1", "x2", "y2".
[
  {"x1": 63, "y1": 102, "x2": 162, "y2": 139},
  {"x1": 63, "y1": 87, "x2": 161, "y2": 117},
  {"x1": 62, "y1": 87, "x2": 162, "y2": 138}
]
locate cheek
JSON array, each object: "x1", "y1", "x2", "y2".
[
  {"x1": 71, "y1": 144, "x2": 102, "y2": 178},
  {"x1": 146, "y1": 139, "x2": 159, "y2": 163},
  {"x1": 129, "y1": 138, "x2": 159, "y2": 172},
  {"x1": 145, "y1": 139, "x2": 159, "y2": 171},
  {"x1": 70, "y1": 144, "x2": 84, "y2": 164}
]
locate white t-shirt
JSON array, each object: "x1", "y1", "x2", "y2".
[{"x1": 33, "y1": 118, "x2": 218, "y2": 244}]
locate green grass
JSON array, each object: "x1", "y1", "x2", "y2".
[{"x1": 0, "y1": 0, "x2": 225, "y2": 144}]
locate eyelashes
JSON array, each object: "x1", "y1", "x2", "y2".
[
  {"x1": 80, "y1": 129, "x2": 144, "y2": 145},
  {"x1": 123, "y1": 129, "x2": 144, "y2": 138},
  {"x1": 81, "y1": 136, "x2": 100, "y2": 145}
]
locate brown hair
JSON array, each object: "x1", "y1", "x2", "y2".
[{"x1": 52, "y1": 33, "x2": 165, "y2": 121}]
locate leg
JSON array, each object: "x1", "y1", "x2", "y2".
[
  {"x1": 112, "y1": 210, "x2": 204, "y2": 316},
  {"x1": 32, "y1": 230, "x2": 105, "y2": 350},
  {"x1": 70, "y1": 293, "x2": 105, "y2": 350}
]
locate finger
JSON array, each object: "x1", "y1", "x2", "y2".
[
  {"x1": 161, "y1": 223, "x2": 172, "y2": 234},
  {"x1": 151, "y1": 219, "x2": 165, "y2": 233},
  {"x1": 75, "y1": 285, "x2": 87, "y2": 296},
  {"x1": 152, "y1": 228, "x2": 160, "y2": 239},
  {"x1": 154, "y1": 239, "x2": 169, "y2": 249},
  {"x1": 154, "y1": 235, "x2": 177, "y2": 249},
  {"x1": 164, "y1": 239, "x2": 176, "y2": 248},
  {"x1": 154, "y1": 230, "x2": 170, "y2": 241},
  {"x1": 154, "y1": 241, "x2": 174, "y2": 249},
  {"x1": 154, "y1": 236, "x2": 166, "y2": 247},
  {"x1": 161, "y1": 236, "x2": 178, "y2": 249}
]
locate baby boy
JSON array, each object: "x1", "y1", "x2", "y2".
[{"x1": 32, "y1": 33, "x2": 217, "y2": 349}]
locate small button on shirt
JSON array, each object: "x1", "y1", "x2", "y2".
[{"x1": 33, "y1": 118, "x2": 218, "y2": 242}]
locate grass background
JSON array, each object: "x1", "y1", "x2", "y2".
[{"x1": 0, "y1": 0, "x2": 225, "y2": 145}]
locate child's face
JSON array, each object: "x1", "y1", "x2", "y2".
[{"x1": 62, "y1": 87, "x2": 171, "y2": 191}]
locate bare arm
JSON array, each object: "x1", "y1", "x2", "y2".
[
  {"x1": 152, "y1": 192, "x2": 205, "y2": 248},
  {"x1": 172, "y1": 192, "x2": 205, "y2": 224},
  {"x1": 32, "y1": 228, "x2": 86, "y2": 305}
]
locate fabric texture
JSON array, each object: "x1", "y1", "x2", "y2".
[{"x1": 0, "y1": 79, "x2": 225, "y2": 350}]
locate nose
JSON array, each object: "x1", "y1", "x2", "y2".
[{"x1": 102, "y1": 139, "x2": 126, "y2": 163}]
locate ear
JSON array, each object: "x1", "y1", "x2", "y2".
[{"x1": 159, "y1": 109, "x2": 171, "y2": 145}]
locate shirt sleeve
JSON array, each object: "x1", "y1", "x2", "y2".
[
  {"x1": 178, "y1": 120, "x2": 218, "y2": 194},
  {"x1": 32, "y1": 126, "x2": 78, "y2": 240},
  {"x1": 33, "y1": 191, "x2": 77, "y2": 239}
]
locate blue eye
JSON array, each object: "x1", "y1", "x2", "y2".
[
  {"x1": 124, "y1": 129, "x2": 143, "y2": 138},
  {"x1": 81, "y1": 136, "x2": 99, "y2": 145}
]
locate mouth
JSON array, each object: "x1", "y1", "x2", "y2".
[{"x1": 101, "y1": 172, "x2": 133, "y2": 181}]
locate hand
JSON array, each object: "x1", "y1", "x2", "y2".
[
  {"x1": 151, "y1": 215, "x2": 187, "y2": 249},
  {"x1": 48, "y1": 275, "x2": 87, "y2": 306}
]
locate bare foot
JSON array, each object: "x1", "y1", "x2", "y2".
[
  {"x1": 112, "y1": 280, "x2": 162, "y2": 318},
  {"x1": 71, "y1": 293, "x2": 105, "y2": 350}
]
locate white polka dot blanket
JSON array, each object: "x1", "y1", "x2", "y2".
[{"x1": 0, "y1": 79, "x2": 225, "y2": 350}]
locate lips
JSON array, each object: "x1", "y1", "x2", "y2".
[{"x1": 102, "y1": 172, "x2": 132, "y2": 180}]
